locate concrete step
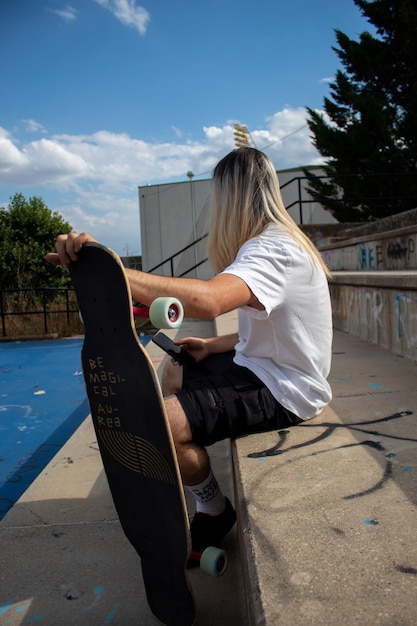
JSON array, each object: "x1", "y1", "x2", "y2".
[{"x1": 229, "y1": 326, "x2": 417, "y2": 625}]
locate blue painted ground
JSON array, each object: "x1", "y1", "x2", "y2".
[
  {"x1": 0, "y1": 336, "x2": 151, "y2": 521},
  {"x1": 0, "y1": 339, "x2": 88, "y2": 520}
]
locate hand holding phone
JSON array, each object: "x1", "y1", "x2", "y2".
[{"x1": 151, "y1": 332, "x2": 196, "y2": 367}]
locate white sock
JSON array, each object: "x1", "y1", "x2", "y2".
[{"x1": 185, "y1": 471, "x2": 226, "y2": 516}]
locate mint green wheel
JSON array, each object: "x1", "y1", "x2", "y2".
[
  {"x1": 149, "y1": 297, "x2": 184, "y2": 329},
  {"x1": 200, "y1": 546, "x2": 228, "y2": 577}
]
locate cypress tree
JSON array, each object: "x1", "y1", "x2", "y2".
[{"x1": 305, "y1": 0, "x2": 417, "y2": 222}]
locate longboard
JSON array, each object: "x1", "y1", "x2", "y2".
[{"x1": 69, "y1": 242, "x2": 196, "y2": 625}]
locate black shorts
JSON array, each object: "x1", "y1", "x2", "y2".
[{"x1": 176, "y1": 351, "x2": 302, "y2": 447}]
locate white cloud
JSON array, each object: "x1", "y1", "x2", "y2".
[
  {"x1": 171, "y1": 126, "x2": 183, "y2": 138},
  {"x1": 0, "y1": 131, "x2": 89, "y2": 185},
  {"x1": 0, "y1": 129, "x2": 27, "y2": 170},
  {"x1": 49, "y1": 5, "x2": 77, "y2": 22},
  {"x1": 4, "y1": 105, "x2": 323, "y2": 178},
  {"x1": 320, "y1": 76, "x2": 334, "y2": 84},
  {"x1": 22, "y1": 119, "x2": 47, "y2": 134},
  {"x1": 94, "y1": 0, "x2": 150, "y2": 35},
  {"x1": 56, "y1": 189, "x2": 141, "y2": 255},
  {"x1": 1, "y1": 108, "x2": 324, "y2": 187},
  {"x1": 0, "y1": 107, "x2": 325, "y2": 254},
  {"x1": 252, "y1": 107, "x2": 323, "y2": 168}
]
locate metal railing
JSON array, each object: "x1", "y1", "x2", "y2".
[
  {"x1": 0, "y1": 287, "x2": 79, "y2": 338},
  {"x1": 280, "y1": 172, "x2": 417, "y2": 224},
  {"x1": 147, "y1": 233, "x2": 209, "y2": 277}
]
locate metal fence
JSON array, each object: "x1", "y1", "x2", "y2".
[
  {"x1": 280, "y1": 172, "x2": 417, "y2": 224},
  {"x1": 0, "y1": 287, "x2": 79, "y2": 338}
]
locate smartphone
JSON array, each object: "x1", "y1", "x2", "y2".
[{"x1": 151, "y1": 332, "x2": 196, "y2": 367}]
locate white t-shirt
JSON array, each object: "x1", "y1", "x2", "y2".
[{"x1": 222, "y1": 224, "x2": 332, "y2": 420}]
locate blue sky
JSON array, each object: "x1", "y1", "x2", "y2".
[{"x1": 1, "y1": 0, "x2": 368, "y2": 255}]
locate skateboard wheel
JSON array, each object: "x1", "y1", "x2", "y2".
[
  {"x1": 149, "y1": 297, "x2": 184, "y2": 329},
  {"x1": 199, "y1": 546, "x2": 228, "y2": 577}
]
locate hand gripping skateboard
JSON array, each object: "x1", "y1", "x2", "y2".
[{"x1": 69, "y1": 243, "x2": 226, "y2": 626}]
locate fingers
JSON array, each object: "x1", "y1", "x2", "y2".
[
  {"x1": 174, "y1": 336, "x2": 200, "y2": 348},
  {"x1": 173, "y1": 337, "x2": 208, "y2": 363},
  {"x1": 46, "y1": 232, "x2": 97, "y2": 268},
  {"x1": 54, "y1": 233, "x2": 75, "y2": 268},
  {"x1": 45, "y1": 252, "x2": 63, "y2": 266}
]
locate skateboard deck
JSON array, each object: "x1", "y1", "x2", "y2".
[{"x1": 69, "y1": 243, "x2": 195, "y2": 626}]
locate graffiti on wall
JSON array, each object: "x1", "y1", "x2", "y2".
[
  {"x1": 359, "y1": 242, "x2": 381, "y2": 270},
  {"x1": 359, "y1": 238, "x2": 416, "y2": 270},
  {"x1": 332, "y1": 285, "x2": 417, "y2": 357},
  {"x1": 323, "y1": 235, "x2": 417, "y2": 271},
  {"x1": 333, "y1": 285, "x2": 355, "y2": 321},
  {"x1": 396, "y1": 294, "x2": 417, "y2": 350}
]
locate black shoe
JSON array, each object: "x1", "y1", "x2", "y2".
[{"x1": 188, "y1": 498, "x2": 236, "y2": 567}]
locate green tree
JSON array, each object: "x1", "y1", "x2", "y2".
[
  {"x1": 305, "y1": 0, "x2": 417, "y2": 222},
  {"x1": 0, "y1": 193, "x2": 72, "y2": 290}
]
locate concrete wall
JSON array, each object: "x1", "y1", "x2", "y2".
[
  {"x1": 138, "y1": 179, "x2": 213, "y2": 279},
  {"x1": 323, "y1": 208, "x2": 417, "y2": 361},
  {"x1": 321, "y1": 227, "x2": 417, "y2": 271},
  {"x1": 330, "y1": 273, "x2": 417, "y2": 361},
  {"x1": 320, "y1": 208, "x2": 417, "y2": 271}
]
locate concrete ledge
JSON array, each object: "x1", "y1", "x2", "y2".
[
  {"x1": 321, "y1": 208, "x2": 417, "y2": 243},
  {"x1": 320, "y1": 223, "x2": 417, "y2": 252},
  {"x1": 330, "y1": 270, "x2": 417, "y2": 290},
  {"x1": 216, "y1": 313, "x2": 417, "y2": 625},
  {"x1": 0, "y1": 333, "x2": 59, "y2": 342}
]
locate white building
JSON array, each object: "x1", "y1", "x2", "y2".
[{"x1": 138, "y1": 166, "x2": 336, "y2": 279}]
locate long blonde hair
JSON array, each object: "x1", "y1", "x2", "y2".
[{"x1": 208, "y1": 147, "x2": 331, "y2": 277}]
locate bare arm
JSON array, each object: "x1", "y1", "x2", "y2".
[
  {"x1": 125, "y1": 269, "x2": 253, "y2": 319},
  {"x1": 46, "y1": 232, "x2": 261, "y2": 319}
]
